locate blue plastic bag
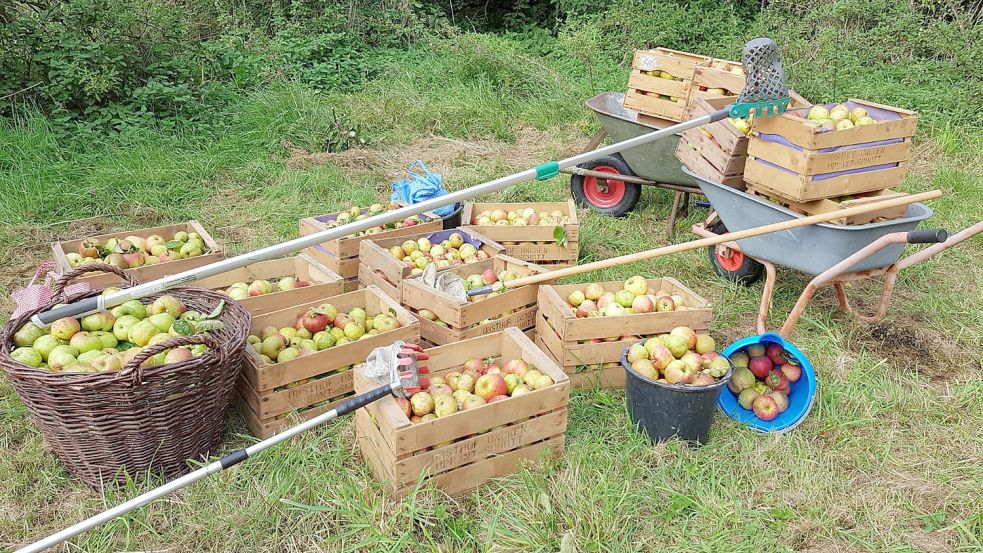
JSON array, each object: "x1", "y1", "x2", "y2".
[{"x1": 390, "y1": 160, "x2": 456, "y2": 218}]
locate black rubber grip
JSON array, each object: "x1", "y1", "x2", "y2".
[
  {"x1": 33, "y1": 296, "x2": 100, "y2": 326},
  {"x1": 334, "y1": 384, "x2": 394, "y2": 417},
  {"x1": 219, "y1": 449, "x2": 249, "y2": 469},
  {"x1": 907, "y1": 229, "x2": 947, "y2": 244},
  {"x1": 708, "y1": 107, "x2": 730, "y2": 123}
]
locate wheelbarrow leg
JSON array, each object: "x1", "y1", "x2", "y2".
[
  {"x1": 667, "y1": 192, "x2": 682, "y2": 241},
  {"x1": 581, "y1": 129, "x2": 608, "y2": 154},
  {"x1": 756, "y1": 260, "x2": 778, "y2": 336}
]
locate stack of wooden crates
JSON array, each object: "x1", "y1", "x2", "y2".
[
  {"x1": 743, "y1": 100, "x2": 919, "y2": 224},
  {"x1": 623, "y1": 47, "x2": 746, "y2": 123}
]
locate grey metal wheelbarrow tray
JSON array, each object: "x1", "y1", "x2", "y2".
[
  {"x1": 686, "y1": 167, "x2": 934, "y2": 274},
  {"x1": 586, "y1": 92, "x2": 697, "y2": 187}
]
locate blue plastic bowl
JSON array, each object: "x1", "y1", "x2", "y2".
[{"x1": 717, "y1": 332, "x2": 816, "y2": 433}]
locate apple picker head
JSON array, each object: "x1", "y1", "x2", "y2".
[
  {"x1": 363, "y1": 341, "x2": 430, "y2": 398},
  {"x1": 729, "y1": 37, "x2": 790, "y2": 119}
]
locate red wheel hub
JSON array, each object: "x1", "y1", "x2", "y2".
[
  {"x1": 716, "y1": 248, "x2": 745, "y2": 272},
  {"x1": 583, "y1": 166, "x2": 626, "y2": 208}
]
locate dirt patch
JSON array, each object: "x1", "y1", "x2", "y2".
[
  {"x1": 862, "y1": 319, "x2": 978, "y2": 380},
  {"x1": 285, "y1": 127, "x2": 586, "y2": 184}
]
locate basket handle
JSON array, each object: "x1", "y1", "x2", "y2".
[
  {"x1": 53, "y1": 263, "x2": 139, "y2": 298},
  {"x1": 121, "y1": 333, "x2": 225, "y2": 382}
]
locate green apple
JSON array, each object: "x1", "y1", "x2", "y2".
[
  {"x1": 11, "y1": 347, "x2": 42, "y2": 368},
  {"x1": 14, "y1": 323, "x2": 45, "y2": 348},
  {"x1": 113, "y1": 315, "x2": 141, "y2": 342},
  {"x1": 148, "y1": 313, "x2": 175, "y2": 333},
  {"x1": 32, "y1": 334, "x2": 62, "y2": 361},
  {"x1": 91, "y1": 331, "x2": 118, "y2": 349},
  {"x1": 77, "y1": 349, "x2": 102, "y2": 365},
  {"x1": 128, "y1": 320, "x2": 160, "y2": 347}
]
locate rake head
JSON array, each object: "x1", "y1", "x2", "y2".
[{"x1": 730, "y1": 38, "x2": 790, "y2": 119}]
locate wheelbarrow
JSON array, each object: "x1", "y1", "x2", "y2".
[
  {"x1": 688, "y1": 169, "x2": 983, "y2": 338},
  {"x1": 565, "y1": 92, "x2": 702, "y2": 239}
]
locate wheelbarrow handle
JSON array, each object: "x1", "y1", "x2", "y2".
[{"x1": 906, "y1": 229, "x2": 948, "y2": 243}]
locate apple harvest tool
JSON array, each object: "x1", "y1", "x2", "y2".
[
  {"x1": 14, "y1": 342, "x2": 429, "y2": 553},
  {"x1": 31, "y1": 38, "x2": 791, "y2": 327}
]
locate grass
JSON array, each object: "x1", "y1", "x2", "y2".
[{"x1": 2, "y1": 26, "x2": 983, "y2": 553}]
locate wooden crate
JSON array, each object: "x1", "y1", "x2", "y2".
[
  {"x1": 745, "y1": 99, "x2": 918, "y2": 201},
  {"x1": 51, "y1": 220, "x2": 223, "y2": 288},
  {"x1": 689, "y1": 57, "x2": 745, "y2": 106},
  {"x1": 358, "y1": 228, "x2": 505, "y2": 302},
  {"x1": 400, "y1": 255, "x2": 556, "y2": 345},
  {"x1": 461, "y1": 200, "x2": 579, "y2": 265},
  {"x1": 535, "y1": 278, "x2": 712, "y2": 387},
  {"x1": 675, "y1": 135, "x2": 746, "y2": 189},
  {"x1": 235, "y1": 285, "x2": 420, "y2": 438},
  {"x1": 299, "y1": 206, "x2": 442, "y2": 280},
  {"x1": 195, "y1": 254, "x2": 344, "y2": 316},
  {"x1": 354, "y1": 327, "x2": 569, "y2": 497},
  {"x1": 678, "y1": 93, "x2": 812, "y2": 182},
  {"x1": 746, "y1": 186, "x2": 913, "y2": 225},
  {"x1": 623, "y1": 48, "x2": 708, "y2": 121}
]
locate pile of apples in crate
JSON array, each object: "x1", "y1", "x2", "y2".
[
  {"x1": 565, "y1": 276, "x2": 693, "y2": 317},
  {"x1": 625, "y1": 326, "x2": 730, "y2": 386},
  {"x1": 800, "y1": 104, "x2": 877, "y2": 131},
  {"x1": 416, "y1": 267, "x2": 525, "y2": 327},
  {"x1": 219, "y1": 276, "x2": 311, "y2": 301},
  {"x1": 323, "y1": 202, "x2": 428, "y2": 237},
  {"x1": 386, "y1": 232, "x2": 489, "y2": 274},
  {"x1": 247, "y1": 303, "x2": 403, "y2": 364},
  {"x1": 67, "y1": 232, "x2": 208, "y2": 269},
  {"x1": 10, "y1": 295, "x2": 212, "y2": 372},
  {"x1": 397, "y1": 356, "x2": 555, "y2": 424},
  {"x1": 469, "y1": 207, "x2": 572, "y2": 226},
  {"x1": 726, "y1": 343, "x2": 802, "y2": 421}
]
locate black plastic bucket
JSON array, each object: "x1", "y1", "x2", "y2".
[
  {"x1": 440, "y1": 202, "x2": 464, "y2": 229},
  {"x1": 621, "y1": 343, "x2": 733, "y2": 445}
]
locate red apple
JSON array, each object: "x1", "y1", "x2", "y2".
[
  {"x1": 575, "y1": 299, "x2": 597, "y2": 318},
  {"x1": 749, "y1": 356, "x2": 773, "y2": 379},
  {"x1": 464, "y1": 357, "x2": 487, "y2": 375},
  {"x1": 395, "y1": 397, "x2": 411, "y2": 418},
  {"x1": 631, "y1": 295, "x2": 655, "y2": 314},
  {"x1": 768, "y1": 391, "x2": 789, "y2": 413},
  {"x1": 501, "y1": 359, "x2": 529, "y2": 377},
  {"x1": 752, "y1": 395, "x2": 779, "y2": 421},
  {"x1": 481, "y1": 269, "x2": 498, "y2": 285},
  {"x1": 301, "y1": 309, "x2": 330, "y2": 333},
  {"x1": 766, "y1": 344, "x2": 788, "y2": 364},
  {"x1": 765, "y1": 370, "x2": 791, "y2": 395},
  {"x1": 474, "y1": 373, "x2": 507, "y2": 401},
  {"x1": 780, "y1": 363, "x2": 802, "y2": 382},
  {"x1": 487, "y1": 394, "x2": 508, "y2": 403}
]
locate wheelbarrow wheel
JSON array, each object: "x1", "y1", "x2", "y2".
[
  {"x1": 707, "y1": 221, "x2": 764, "y2": 286},
  {"x1": 570, "y1": 155, "x2": 641, "y2": 217}
]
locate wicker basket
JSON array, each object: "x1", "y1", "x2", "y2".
[{"x1": 0, "y1": 264, "x2": 251, "y2": 488}]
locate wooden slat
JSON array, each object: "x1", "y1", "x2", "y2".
[
  {"x1": 680, "y1": 127, "x2": 746, "y2": 176},
  {"x1": 746, "y1": 186, "x2": 911, "y2": 225},
  {"x1": 750, "y1": 99, "x2": 918, "y2": 150},
  {"x1": 236, "y1": 388, "x2": 352, "y2": 439},
  {"x1": 675, "y1": 137, "x2": 746, "y2": 189},
  {"x1": 744, "y1": 158, "x2": 909, "y2": 202},
  {"x1": 391, "y1": 408, "x2": 568, "y2": 482},
  {"x1": 748, "y1": 137, "x2": 913, "y2": 176}
]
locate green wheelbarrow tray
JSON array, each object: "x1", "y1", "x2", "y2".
[{"x1": 582, "y1": 92, "x2": 698, "y2": 188}]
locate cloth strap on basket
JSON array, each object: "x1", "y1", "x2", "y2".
[
  {"x1": 11, "y1": 261, "x2": 94, "y2": 318},
  {"x1": 390, "y1": 160, "x2": 455, "y2": 218}
]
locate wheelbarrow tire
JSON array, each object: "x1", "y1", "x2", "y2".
[
  {"x1": 570, "y1": 155, "x2": 641, "y2": 217},
  {"x1": 707, "y1": 221, "x2": 764, "y2": 286}
]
